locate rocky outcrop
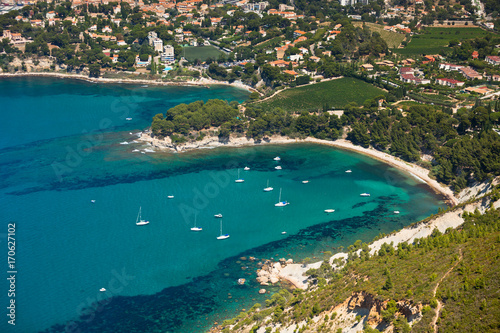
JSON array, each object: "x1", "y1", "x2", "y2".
[
  {"x1": 398, "y1": 299, "x2": 424, "y2": 324},
  {"x1": 255, "y1": 258, "x2": 297, "y2": 286},
  {"x1": 332, "y1": 292, "x2": 423, "y2": 330},
  {"x1": 138, "y1": 132, "x2": 299, "y2": 152},
  {"x1": 139, "y1": 133, "x2": 230, "y2": 152},
  {"x1": 342, "y1": 291, "x2": 386, "y2": 326},
  {"x1": 256, "y1": 260, "x2": 286, "y2": 286}
]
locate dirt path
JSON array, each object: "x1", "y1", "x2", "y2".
[{"x1": 432, "y1": 248, "x2": 463, "y2": 332}]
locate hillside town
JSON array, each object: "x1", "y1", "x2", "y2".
[{"x1": 0, "y1": 0, "x2": 499, "y2": 108}]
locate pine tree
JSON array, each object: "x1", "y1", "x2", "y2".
[{"x1": 384, "y1": 274, "x2": 393, "y2": 290}]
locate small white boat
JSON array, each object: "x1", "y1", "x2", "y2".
[
  {"x1": 143, "y1": 148, "x2": 155, "y2": 153},
  {"x1": 281, "y1": 231, "x2": 287, "y2": 234},
  {"x1": 360, "y1": 193, "x2": 371, "y2": 197},
  {"x1": 214, "y1": 213, "x2": 223, "y2": 218},
  {"x1": 91, "y1": 200, "x2": 96, "y2": 203},
  {"x1": 345, "y1": 170, "x2": 352, "y2": 173},
  {"x1": 132, "y1": 149, "x2": 140, "y2": 152},
  {"x1": 217, "y1": 219, "x2": 229, "y2": 240},
  {"x1": 191, "y1": 214, "x2": 202, "y2": 231},
  {"x1": 237, "y1": 278, "x2": 246, "y2": 285},
  {"x1": 136, "y1": 206, "x2": 149, "y2": 225},
  {"x1": 167, "y1": 195, "x2": 174, "y2": 199},
  {"x1": 263, "y1": 179, "x2": 273, "y2": 192},
  {"x1": 273, "y1": 156, "x2": 281, "y2": 161},
  {"x1": 99, "y1": 288, "x2": 106, "y2": 292},
  {"x1": 141, "y1": 85, "x2": 148, "y2": 88},
  {"x1": 275, "y1": 166, "x2": 282, "y2": 170},
  {"x1": 324, "y1": 209, "x2": 335, "y2": 213},
  {"x1": 275, "y1": 188, "x2": 289, "y2": 207},
  {"x1": 394, "y1": 211, "x2": 400, "y2": 214},
  {"x1": 235, "y1": 169, "x2": 244, "y2": 183},
  {"x1": 125, "y1": 117, "x2": 132, "y2": 121},
  {"x1": 244, "y1": 166, "x2": 250, "y2": 171},
  {"x1": 120, "y1": 141, "x2": 129, "y2": 145},
  {"x1": 302, "y1": 180, "x2": 309, "y2": 184}
]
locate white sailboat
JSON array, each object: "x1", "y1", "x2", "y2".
[
  {"x1": 191, "y1": 214, "x2": 202, "y2": 231},
  {"x1": 235, "y1": 169, "x2": 244, "y2": 183},
  {"x1": 244, "y1": 166, "x2": 250, "y2": 171},
  {"x1": 274, "y1": 188, "x2": 289, "y2": 207},
  {"x1": 275, "y1": 165, "x2": 282, "y2": 170},
  {"x1": 360, "y1": 193, "x2": 371, "y2": 197},
  {"x1": 135, "y1": 207, "x2": 149, "y2": 225},
  {"x1": 345, "y1": 170, "x2": 352, "y2": 173},
  {"x1": 273, "y1": 156, "x2": 281, "y2": 161},
  {"x1": 216, "y1": 219, "x2": 230, "y2": 240},
  {"x1": 263, "y1": 179, "x2": 273, "y2": 192},
  {"x1": 214, "y1": 213, "x2": 223, "y2": 218},
  {"x1": 324, "y1": 209, "x2": 335, "y2": 213}
]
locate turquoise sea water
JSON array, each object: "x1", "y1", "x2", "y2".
[{"x1": 0, "y1": 78, "x2": 445, "y2": 333}]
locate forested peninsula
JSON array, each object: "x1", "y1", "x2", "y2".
[{"x1": 149, "y1": 97, "x2": 500, "y2": 193}]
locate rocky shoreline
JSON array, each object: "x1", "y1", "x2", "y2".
[{"x1": 254, "y1": 179, "x2": 499, "y2": 291}]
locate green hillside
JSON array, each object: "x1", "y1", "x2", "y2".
[
  {"x1": 217, "y1": 196, "x2": 500, "y2": 333},
  {"x1": 256, "y1": 78, "x2": 385, "y2": 112}
]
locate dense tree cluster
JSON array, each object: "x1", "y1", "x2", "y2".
[
  {"x1": 151, "y1": 99, "x2": 242, "y2": 139},
  {"x1": 151, "y1": 97, "x2": 500, "y2": 191},
  {"x1": 342, "y1": 102, "x2": 500, "y2": 189},
  {"x1": 330, "y1": 21, "x2": 389, "y2": 59}
]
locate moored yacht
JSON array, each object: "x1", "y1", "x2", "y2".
[
  {"x1": 136, "y1": 207, "x2": 149, "y2": 225},
  {"x1": 263, "y1": 179, "x2": 273, "y2": 192},
  {"x1": 274, "y1": 188, "x2": 289, "y2": 207}
]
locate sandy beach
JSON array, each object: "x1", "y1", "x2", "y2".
[
  {"x1": 0, "y1": 71, "x2": 258, "y2": 93},
  {"x1": 303, "y1": 138, "x2": 458, "y2": 206},
  {"x1": 140, "y1": 133, "x2": 458, "y2": 206}
]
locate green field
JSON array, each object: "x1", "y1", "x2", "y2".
[
  {"x1": 394, "y1": 27, "x2": 492, "y2": 55},
  {"x1": 182, "y1": 45, "x2": 225, "y2": 62},
  {"x1": 256, "y1": 77, "x2": 385, "y2": 111},
  {"x1": 353, "y1": 22, "x2": 406, "y2": 49},
  {"x1": 253, "y1": 36, "x2": 283, "y2": 50}
]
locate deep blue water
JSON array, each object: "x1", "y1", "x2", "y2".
[{"x1": 0, "y1": 77, "x2": 445, "y2": 333}]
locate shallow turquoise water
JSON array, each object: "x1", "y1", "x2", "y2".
[{"x1": 0, "y1": 78, "x2": 445, "y2": 333}]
